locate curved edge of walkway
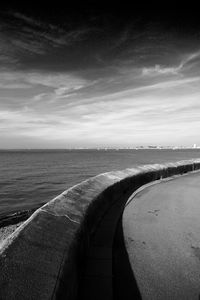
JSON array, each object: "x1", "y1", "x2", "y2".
[
  {"x1": 0, "y1": 159, "x2": 200, "y2": 299},
  {"x1": 122, "y1": 170, "x2": 200, "y2": 299}
]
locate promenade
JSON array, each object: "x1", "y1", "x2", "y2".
[
  {"x1": 1, "y1": 161, "x2": 200, "y2": 299},
  {"x1": 123, "y1": 171, "x2": 200, "y2": 299}
]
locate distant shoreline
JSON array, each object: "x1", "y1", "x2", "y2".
[{"x1": 0, "y1": 148, "x2": 200, "y2": 152}]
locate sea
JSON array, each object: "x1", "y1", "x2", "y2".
[{"x1": 0, "y1": 149, "x2": 200, "y2": 219}]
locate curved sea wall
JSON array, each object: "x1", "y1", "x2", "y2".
[{"x1": 0, "y1": 159, "x2": 200, "y2": 299}]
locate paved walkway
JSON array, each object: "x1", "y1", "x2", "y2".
[{"x1": 123, "y1": 171, "x2": 200, "y2": 300}]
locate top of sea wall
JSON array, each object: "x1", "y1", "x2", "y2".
[{"x1": 0, "y1": 159, "x2": 200, "y2": 299}]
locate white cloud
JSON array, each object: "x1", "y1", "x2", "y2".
[
  {"x1": 1, "y1": 81, "x2": 200, "y2": 147},
  {"x1": 142, "y1": 64, "x2": 180, "y2": 76},
  {"x1": 141, "y1": 49, "x2": 200, "y2": 78},
  {"x1": 54, "y1": 84, "x2": 85, "y2": 96},
  {"x1": 0, "y1": 54, "x2": 200, "y2": 147},
  {"x1": 180, "y1": 50, "x2": 200, "y2": 68},
  {"x1": 0, "y1": 70, "x2": 90, "y2": 92},
  {"x1": 32, "y1": 93, "x2": 49, "y2": 102},
  {"x1": 12, "y1": 12, "x2": 43, "y2": 27},
  {"x1": 0, "y1": 11, "x2": 92, "y2": 62},
  {"x1": 25, "y1": 72, "x2": 88, "y2": 88}
]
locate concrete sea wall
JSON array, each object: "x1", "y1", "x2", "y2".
[{"x1": 0, "y1": 159, "x2": 200, "y2": 299}]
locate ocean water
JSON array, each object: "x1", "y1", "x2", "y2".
[{"x1": 0, "y1": 149, "x2": 200, "y2": 218}]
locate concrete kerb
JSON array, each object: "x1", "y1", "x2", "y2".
[{"x1": 0, "y1": 159, "x2": 200, "y2": 299}]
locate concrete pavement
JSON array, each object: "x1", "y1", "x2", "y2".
[{"x1": 123, "y1": 171, "x2": 200, "y2": 299}]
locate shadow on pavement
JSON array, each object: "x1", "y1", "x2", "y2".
[{"x1": 113, "y1": 215, "x2": 142, "y2": 300}]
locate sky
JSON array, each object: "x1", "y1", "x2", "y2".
[{"x1": 0, "y1": 2, "x2": 200, "y2": 148}]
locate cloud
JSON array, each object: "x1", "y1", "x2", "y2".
[
  {"x1": 32, "y1": 93, "x2": 49, "y2": 102},
  {"x1": 0, "y1": 10, "x2": 200, "y2": 148},
  {"x1": 12, "y1": 12, "x2": 90, "y2": 44},
  {"x1": 55, "y1": 85, "x2": 85, "y2": 96},
  {"x1": 12, "y1": 12, "x2": 44, "y2": 28},
  {"x1": 140, "y1": 49, "x2": 200, "y2": 79},
  {"x1": 0, "y1": 69, "x2": 90, "y2": 90},
  {"x1": 0, "y1": 71, "x2": 32, "y2": 89},
  {"x1": 0, "y1": 68, "x2": 98, "y2": 117},
  {"x1": 0, "y1": 54, "x2": 18, "y2": 64},
  {"x1": 1, "y1": 70, "x2": 200, "y2": 148},
  {"x1": 0, "y1": 11, "x2": 91, "y2": 63},
  {"x1": 142, "y1": 64, "x2": 180, "y2": 76},
  {"x1": 25, "y1": 72, "x2": 88, "y2": 88},
  {"x1": 135, "y1": 76, "x2": 200, "y2": 92},
  {"x1": 11, "y1": 38, "x2": 46, "y2": 55},
  {"x1": 180, "y1": 50, "x2": 200, "y2": 67}
]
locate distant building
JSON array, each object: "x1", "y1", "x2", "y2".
[{"x1": 193, "y1": 144, "x2": 197, "y2": 148}]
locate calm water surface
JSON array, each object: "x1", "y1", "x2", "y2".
[{"x1": 0, "y1": 149, "x2": 200, "y2": 218}]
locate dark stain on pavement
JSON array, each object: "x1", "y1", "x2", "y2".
[
  {"x1": 128, "y1": 237, "x2": 134, "y2": 243},
  {"x1": 191, "y1": 245, "x2": 200, "y2": 260},
  {"x1": 147, "y1": 209, "x2": 160, "y2": 216}
]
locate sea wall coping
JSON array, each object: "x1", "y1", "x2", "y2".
[{"x1": 0, "y1": 159, "x2": 200, "y2": 299}]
